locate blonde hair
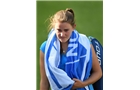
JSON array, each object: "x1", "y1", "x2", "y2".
[{"x1": 47, "y1": 8, "x2": 75, "y2": 31}]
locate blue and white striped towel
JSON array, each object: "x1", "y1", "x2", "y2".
[{"x1": 44, "y1": 29, "x2": 92, "y2": 90}]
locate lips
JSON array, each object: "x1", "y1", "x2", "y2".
[
  {"x1": 59, "y1": 37, "x2": 67, "y2": 42},
  {"x1": 60, "y1": 37, "x2": 65, "y2": 40}
]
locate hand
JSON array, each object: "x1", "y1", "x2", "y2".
[{"x1": 71, "y1": 78, "x2": 86, "y2": 90}]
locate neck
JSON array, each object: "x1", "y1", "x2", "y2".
[{"x1": 60, "y1": 42, "x2": 68, "y2": 54}]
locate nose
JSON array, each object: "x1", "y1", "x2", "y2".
[{"x1": 60, "y1": 32, "x2": 65, "y2": 37}]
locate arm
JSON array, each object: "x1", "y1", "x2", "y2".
[
  {"x1": 83, "y1": 44, "x2": 102, "y2": 85},
  {"x1": 40, "y1": 50, "x2": 50, "y2": 90},
  {"x1": 72, "y1": 44, "x2": 102, "y2": 89}
]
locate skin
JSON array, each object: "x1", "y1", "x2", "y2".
[
  {"x1": 40, "y1": 51, "x2": 50, "y2": 90},
  {"x1": 40, "y1": 21, "x2": 102, "y2": 90},
  {"x1": 54, "y1": 21, "x2": 76, "y2": 51}
]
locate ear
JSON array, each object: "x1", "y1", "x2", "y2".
[{"x1": 73, "y1": 24, "x2": 76, "y2": 29}]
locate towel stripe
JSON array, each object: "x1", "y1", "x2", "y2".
[
  {"x1": 45, "y1": 29, "x2": 92, "y2": 90},
  {"x1": 45, "y1": 44, "x2": 62, "y2": 88}
]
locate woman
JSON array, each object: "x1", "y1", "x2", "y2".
[{"x1": 40, "y1": 8, "x2": 102, "y2": 90}]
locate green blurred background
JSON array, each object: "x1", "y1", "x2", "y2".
[{"x1": 37, "y1": 1, "x2": 103, "y2": 90}]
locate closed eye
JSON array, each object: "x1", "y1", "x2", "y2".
[
  {"x1": 64, "y1": 29, "x2": 69, "y2": 32},
  {"x1": 57, "y1": 29, "x2": 62, "y2": 32}
]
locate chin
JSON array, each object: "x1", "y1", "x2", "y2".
[
  {"x1": 60, "y1": 40, "x2": 67, "y2": 43},
  {"x1": 59, "y1": 39, "x2": 68, "y2": 43}
]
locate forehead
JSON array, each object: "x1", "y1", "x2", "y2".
[{"x1": 54, "y1": 22, "x2": 72, "y2": 29}]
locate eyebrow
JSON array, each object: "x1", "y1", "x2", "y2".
[
  {"x1": 57, "y1": 29, "x2": 61, "y2": 30},
  {"x1": 56, "y1": 29, "x2": 69, "y2": 31},
  {"x1": 64, "y1": 29, "x2": 69, "y2": 30}
]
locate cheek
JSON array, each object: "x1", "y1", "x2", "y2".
[
  {"x1": 68, "y1": 31, "x2": 73, "y2": 36},
  {"x1": 56, "y1": 33, "x2": 60, "y2": 37},
  {"x1": 55, "y1": 31, "x2": 59, "y2": 37}
]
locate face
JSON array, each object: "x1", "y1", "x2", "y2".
[{"x1": 54, "y1": 21, "x2": 75, "y2": 43}]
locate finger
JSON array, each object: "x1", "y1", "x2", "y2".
[{"x1": 73, "y1": 78, "x2": 80, "y2": 82}]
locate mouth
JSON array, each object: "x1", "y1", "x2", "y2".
[
  {"x1": 59, "y1": 37, "x2": 67, "y2": 42},
  {"x1": 59, "y1": 37, "x2": 65, "y2": 40}
]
